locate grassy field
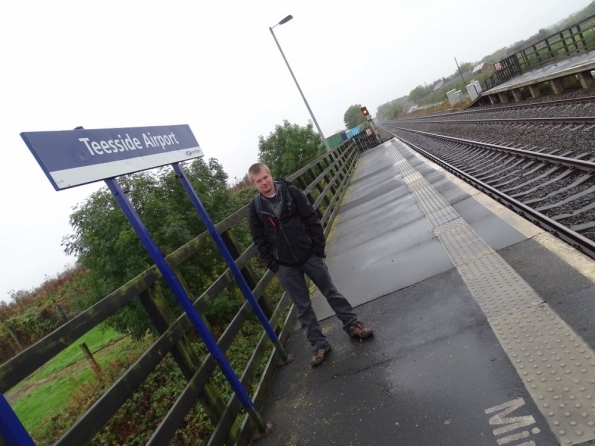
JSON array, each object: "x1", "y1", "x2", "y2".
[{"x1": 8, "y1": 325, "x2": 131, "y2": 433}]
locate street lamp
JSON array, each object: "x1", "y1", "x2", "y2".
[{"x1": 269, "y1": 15, "x2": 331, "y2": 151}]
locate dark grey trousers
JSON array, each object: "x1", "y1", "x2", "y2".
[{"x1": 276, "y1": 255, "x2": 357, "y2": 350}]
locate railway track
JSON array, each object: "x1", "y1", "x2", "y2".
[
  {"x1": 399, "y1": 94, "x2": 595, "y2": 122},
  {"x1": 379, "y1": 123, "x2": 595, "y2": 259},
  {"x1": 398, "y1": 116, "x2": 595, "y2": 126}
]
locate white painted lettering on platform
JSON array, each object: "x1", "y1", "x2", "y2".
[{"x1": 485, "y1": 398, "x2": 538, "y2": 445}]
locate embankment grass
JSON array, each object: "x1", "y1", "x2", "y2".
[{"x1": 10, "y1": 325, "x2": 127, "y2": 431}]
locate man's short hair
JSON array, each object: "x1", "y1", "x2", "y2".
[{"x1": 248, "y1": 163, "x2": 271, "y2": 182}]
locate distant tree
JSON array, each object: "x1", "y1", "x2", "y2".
[
  {"x1": 63, "y1": 158, "x2": 240, "y2": 338},
  {"x1": 257, "y1": 120, "x2": 325, "y2": 179},
  {"x1": 377, "y1": 98, "x2": 407, "y2": 121},
  {"x1": 343, "y1": 104, "x2": 367, "y2": 129},
  {"x1": 458, "y1": 61, "x2": 474, "y2": 74},
  {"x1": 408, "y1": 85, "x2": 432, "y2": 104},
  {"x1": 573, "y1": 1, "x2": 595, "y2": 22},
  {"x1": 8, "y1": 289, "x2": 30, "y2": 309},
  {"x1": 481, "y1": 47, "x2": 508, "y2": 63}
]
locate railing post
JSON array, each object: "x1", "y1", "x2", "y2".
[
  {"x1": 219, "y1": 231, "x2": 276, "y2": 321},
  {"x1": 294, "y1": 176, "x2": 322, "y2": 218},
  {"x1": 320, "y1": 157, "x2": 339, "y2": 195},
  {"x1": 533, "y1": 45, "x2": 541, "y2": 64},
  {"x1": 307, "y1": 167, "x2": 331, "y2": 208},
  {"x1": 79, "y1": 343, "x2": 102, "y2": 380},
  {"x1": 4, "y1": 326, "x2": 23, "y2": 353},
  {"x1": 559, "y1": 32, "x2": 569, "y2": 57},
  {"x1": 138, "y1": 285, "x2": 227, "y2": 426},
  {"x1": 576, "y1": 24, "x2": 587, "y2": 50}
]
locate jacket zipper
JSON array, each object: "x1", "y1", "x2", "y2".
[{"x1": 265, "y1": 188, "x2": 301, "y2": 264}]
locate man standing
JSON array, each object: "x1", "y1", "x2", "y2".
[{"x1": 247, "y1": 163, "x2": 373, "y2": 367}]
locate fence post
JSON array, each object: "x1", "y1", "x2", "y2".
[
  {"x1": 533, "y1": 45, "x2": 541, "y2": 64},
  {"x1": 559, "y1": 32, "x2": 570, "y2": 57},
  {"x1": 576, "y1": 24, "x2": 587, "y2": 50},
  {"x1": 320, "y1": 157, "x2": 339, "y2": 195},
  {"x1": 295, "y1": 176, "x2": 322, "y2": 219},
  {"x1": 138, "y1": 285, "x2": 227, "y2": 427},
  {"x1": 79, "y1": 343, "x2": 102, "y2": 380},
  {"x1": 308, "y1": 167, "x2": 331, "y2": 207},
  {"x1": 219, "y1": 231, "x2": 276, "y2": 322},
  {"x1": 55, "y1": 302, "x2": 69, "y2": 322},
  {"x1": 5, "y1": 325, "x2": 23, "y2": 353}
]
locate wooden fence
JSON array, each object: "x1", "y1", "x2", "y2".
[
  {"x1": 484, "y1": 13, "x2": 595, "y2": 90},
  {"x1": 515, "y1": 14, "x2": 595, "y2": 72},
  {"x1": 0, "y1": 139, "x2": 361, "y2": 446}
]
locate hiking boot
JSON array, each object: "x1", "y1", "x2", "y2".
[
  {"x1": 348, "y1": 321, "x2": 373, "y2": 338},
  {"x1": 311, "y1": 345, "x2": 332, "y2": 367}
]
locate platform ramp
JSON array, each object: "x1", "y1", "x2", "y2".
[{"x1": 257, "y1": 139, "x2": 595, "y2": 446}]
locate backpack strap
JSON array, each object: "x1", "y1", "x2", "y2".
[
  {"x1": 252, "y1": 180, "x2": 295, "y2": 223},
  {"x1": 253, "y1": 193, "x2": 264, "y2": 223}
]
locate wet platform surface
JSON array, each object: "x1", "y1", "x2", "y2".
[{"x1": 256, "y1": 139, "x2": 595, "y2": 446}]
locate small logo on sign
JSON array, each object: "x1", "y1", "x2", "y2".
[{"x1": 184, "y1": 149, "x2": 203, "y2": 157}]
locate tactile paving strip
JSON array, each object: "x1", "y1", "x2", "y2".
[
  {"x1": 390, "y1": 142, "x2": 458, "y2": 221},
  {"x1": 429, "y1": 209, "x2": 464, "y2": 230},
  {"x1": 389, "y1": 140, "x2": 595, "y2": 445},
  {"x1": 493, "y1": 305, "x2": 595, "y2": 445},
  {"x1": 403, "y1": 172, "x2": 424, "y2": 185},
  {"x1": 436, "y1": 224, "x2": 493, "y2": 267},
  {"x1": 411, "y1": 185, "x2": 453, "y2": 218},
  {"x1": 457, "y1": 253, "x2": 544, "y2": 320},
  {"x1": 407, "y1": 178, "x2": 427, "y2": 192}
]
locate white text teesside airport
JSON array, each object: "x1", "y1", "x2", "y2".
[{"x1": 78, "y1": 132, "x2": 181, "y2": 156}]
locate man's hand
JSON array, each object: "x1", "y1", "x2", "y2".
[
  {"x1": 268, "y1": 260, "x2": 279, "y2": 273},
  {"x1": 313, "y1": 248, "x2": 326, "y2": 259}
]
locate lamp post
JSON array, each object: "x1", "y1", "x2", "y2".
[{"x1": 270, "y1": 15, "x2": 331, "y2": 151}]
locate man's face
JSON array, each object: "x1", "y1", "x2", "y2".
[{"x1": 252, "y1": 169, "x2": 275, "y2": 196}]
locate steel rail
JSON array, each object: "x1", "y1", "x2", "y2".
[
  {"x1": 395, "y1": 95, "x2": 595, "y2": 121},
  {"x1": 399, "y1": 116, "x2": 595, "y2": 125},
  {"x1": 382, "y1": 126, "x2": 595, "y2": 172},
  {"x1": 379, "y1": 125, "x2": 595, "y2": 260}
]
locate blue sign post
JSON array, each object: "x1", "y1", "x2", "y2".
[
  {"x1": 9, "y1": 124, "x2": 283, "y2": 444},
  {"x1": 0, "y1": 394, "x2": 35, "y2": 446}
]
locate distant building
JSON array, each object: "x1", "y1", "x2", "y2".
[
  {"x1": 440, "y1": 71, "x2": 473, "y2": 91},
  {"x1": 472, "y1": 62, "x2": 494, "y2": 74},
  {"x1": 432, "y1": 80, "x2": 444, "y2": 91}
]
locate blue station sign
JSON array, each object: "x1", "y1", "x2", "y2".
[{"x1": 21, "y1": 124, "x2": 204, "y2": 190}]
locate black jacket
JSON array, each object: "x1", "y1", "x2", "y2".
[{"x1": 248, "y1": 179, "x2": 326, "y2": 272}]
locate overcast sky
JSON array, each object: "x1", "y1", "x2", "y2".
[{"x1": 1, "y1": 0, "x2": 591, "y2": 303}]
